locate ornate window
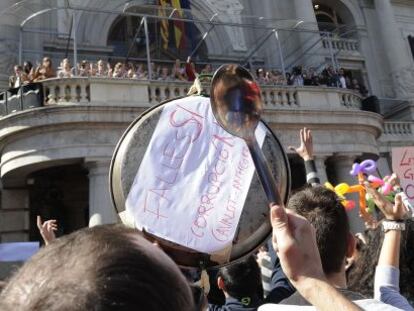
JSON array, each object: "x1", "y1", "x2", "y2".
[
  {"x1": 313, "y1": 3, "x2": 345, "y2": 33},
  {"x1": 107, "y1": 7, "x2": 207, "y2": 61}
]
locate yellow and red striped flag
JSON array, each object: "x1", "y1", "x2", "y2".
[{"x1": 158, "y1": 0, "x2": 170, "y2": 50}]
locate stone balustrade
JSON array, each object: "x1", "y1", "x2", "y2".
[
  {"x1": 379, "y1": 121, "x2": 414, "y2": 151},
  {"x1": 43, "y1": 78, "x2": 90, "y2": 104},
  {"x1": 148, "y1": 80, "x2": 204, "y2": 104},
  {"x1": 338, "y1": 89, "x2": 362, "y2": 108},
  {"x1": 260, "y1": 86, "x2": 298, "y2": 107},
  {"x1": 23, "y1": 78, "x2": 364, "y2": 112},
  {"x1": 383, "y1": 121, "x2": 413, "y2": 136},
  {"x1": 146, "y1": 81, "x2": 362, "y2": 110},
  {"x1": 322, "y1": 37, "x2": 359, "y2": 52}
]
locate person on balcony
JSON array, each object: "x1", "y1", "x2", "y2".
[
  {"x1": 304, "y1": 67, "x2": 319, "y2": 86},
  {"x1": 185, "y1": 56, "x2": 197, "y2": 82},
  {"x1": 57, "y1": 58, "x2": 74, "y2": 79},
  {"x1": 150, "y1": 62, "x2": 160, "y2": 80},
  {"x1": 158, "y1": 66, "x2": 172, "y2": 81},
  {"x1": 338, "y1": 68, "x2": 347, "y2": 89},
  {"x1": 94, "y1": 59, "x2": 108, "y2": 77},
  {"x1": 256, "y1": 68, "x2": 268, "y2": 84},
  {"x1": 23, "y1": 61, "x2": 34, "y2": 83},
  {"x1": 135, "y1": 63, "x2": 147, "y2": 80},
  {"x1": 78, "y1": 60, "x2": 91, "y2": 77},
  {"x1": 112, "y1": 62, "x2": 125, "y2": 78},
  {"x1": 172, "y1": 59, "x2": 187, "y2": 81},
  {"x1": 350, "y1": 78, "x2": 368, "y2": 97},
  {"x1": 201, "y1": 63, "x2": 213, "y2": 75},
  {"x1": 290, "y1": 66, "x2": 304, "y2": 86},
  {"x1": 265, "y1": 71, "x2": 275, "y2": 85},
  {"x1": 320, "y1": 65, "x2": 339, "y2": 87},
  {"x1": 126, "y1": 63, "x2": 137, "y2": 79},
  {"x1": 9, "y1": 65, "x2": 27, "y2": 90},
  {"x1": 33, "y1": 57, "x2": 55, "y2": 82}
]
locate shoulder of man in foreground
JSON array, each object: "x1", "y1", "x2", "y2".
[{"x1": 259, "y1": 299, "x2": 405, "y2": 311}]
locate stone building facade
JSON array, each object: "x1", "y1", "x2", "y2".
[{"x1": 0, "y1": 0, "x2": 413, "y2": 245}]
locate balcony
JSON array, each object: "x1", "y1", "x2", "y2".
[
  {"x1": 0, "y1": 78, "x2": 364, "y2": 114},
  {"x1": 0, "y1": 77, "x2": 383, "y2": 189},
  {"x1": 322, "y1": 37, "x2": 359, "y2": 53}
]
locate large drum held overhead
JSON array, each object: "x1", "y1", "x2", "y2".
[{"x1": 110, "y1": 95, "x2": 291, "y2": 268}]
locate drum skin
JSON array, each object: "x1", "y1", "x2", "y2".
[{"x1": 110, "y1": 96, "x2": 291, "y2": 268}]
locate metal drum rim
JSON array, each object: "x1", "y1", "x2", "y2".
[{"x1": 109, "y1": 95, "x2": 291, "y2": 268}]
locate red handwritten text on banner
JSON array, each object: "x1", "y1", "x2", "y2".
[
  {"x1": 392, "y1": 147, "x2": 414, "y2": 202},
  {"x1": 126, "y1": 97, "x2": 266, "y2": 254}
]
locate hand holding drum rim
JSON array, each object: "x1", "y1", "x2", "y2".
[{"x1": 211, "y1": 64, "x2": 281, "y2": 205}]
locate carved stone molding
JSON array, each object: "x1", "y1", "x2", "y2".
[{"x1": 391, "y1": 66, "x2": 414, "y2": 98}]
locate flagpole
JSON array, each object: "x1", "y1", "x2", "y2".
[
  {"x1": 73, "y1": 11, "x2": 78, "y2": 76},
  {"x1": 143, "y1": 17, "x2": 152, "y2": 80},
  {"x1": 126, "y1": 18, "x2": 145, "y2": 62}
]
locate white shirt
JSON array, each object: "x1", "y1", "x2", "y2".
[{"x1": 259, "y1": 299, "x2": 404, "y2": 311}]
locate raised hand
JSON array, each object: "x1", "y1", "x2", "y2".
[
  {"x1": 270, "y1": 204, "x2": 362, "y2": 310},
  {"x1": 288, "y1": 127, "x2": 313, "y2": 161},
  {"x1": 36, "y1": 216, "x2": 57, "y2": 245},
  {"x1": 270, "y1": 204, "x2": 324, "y2": 285},
  {"x1": 364, "y1": 181, "x2": 407, "y2": 220}
]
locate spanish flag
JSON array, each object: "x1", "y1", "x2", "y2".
[
  {"x1": 158, "y1": 0, "x2": 192, "y2": 51},
  {"x1": 158, "y1": 0, "x2": 170, "y2": 50},
  {"x1": 170, "y1": 0, "x2": 186, "y2": 50}
]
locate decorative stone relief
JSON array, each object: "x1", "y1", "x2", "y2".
[
  {"x1": 205, "y1": 0, "x2": 247, "y2": 52},
  {"x1": 391, "y1": 66, "x2": 414, "y2": 98}
]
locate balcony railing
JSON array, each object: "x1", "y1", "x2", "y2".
[
  {"x1": 43, "y1": 78, "x2": 90, "y2": 104},
  {"x1": 260, "y1": 86, "x2": 298, "y2": 107},
  {"x1": 322, "y1": 37, "x2": 359, "y2": 52},
  {"x1": 0, "y1": 78, "x2": 364, "y2": 116},
  {"x1": 148, "y1": 81, "x2": 204, "y2": 105},
  {"x1": 148, "y1": 81, "x2": 362, "y2": 110},
  {"x1": 383, "y1": 121, "x2": 413, "y2": 136}
]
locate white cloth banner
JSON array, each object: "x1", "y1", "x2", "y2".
[
  {"x1": 126, "y1": 96, "x2": 266, "y2": 254},
  {"x1": 392, "y1": 147, "x2": 414, "y2": 207}
]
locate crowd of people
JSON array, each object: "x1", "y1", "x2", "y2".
[
  {"x1": 0, "y1": 126, "x2": 412, "y2": 310},
  {"x1": 8, "y1": 56, "x2": 369, "y2": 97},
  {"x1": 7, "y1": 56, "x2": 212, "y2": 87},
  {"x1": 255, "y1": 65, "x2": 369, "y2": 96}
]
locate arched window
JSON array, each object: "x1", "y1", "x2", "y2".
[
  {"x1": 107, "y1": 7, "x2": 207, "y2": 62},
  {"x1": 313, "y1": 3, "x2": 345, "y2": 33}
]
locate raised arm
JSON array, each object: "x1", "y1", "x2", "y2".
[
  {"x1": 289, "y1": 127, "x2": 320, "y2": 186},
  {"x1": 365, "y1": 182, "x2": 413, "y2": 310},
  {"x1": 269, "y1": 204, "x2": 362, "y2": 311}
]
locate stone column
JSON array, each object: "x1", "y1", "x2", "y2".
[
  {"x1": 374, "y1": 0, "x2": 414, "y2": 98},
  {"x1": 0, "y1": 189, "x2": 30, "y2": 242},
  {"x1": 328, "y1": 155, "x2": 364, "y2": 233},
  {"x1": 314, "y1": 155, "x2": 328, "y2": 184},
  {"x1": 85, "y1": 159, "x2": 117, "y2": 227},
  {"x1": 377, "y1": 153, "x2": 392, "y2": 177}
]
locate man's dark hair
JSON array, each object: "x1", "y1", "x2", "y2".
[
  {"x1": 0, "y1": 225, "x2": 193, "y2": 311},
  {"x1": 218, "y1": 255, "x2": 262, "y2": 300},
  {"x1": 287, "y1": 186, "x2": 350, "y2": 275}
]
